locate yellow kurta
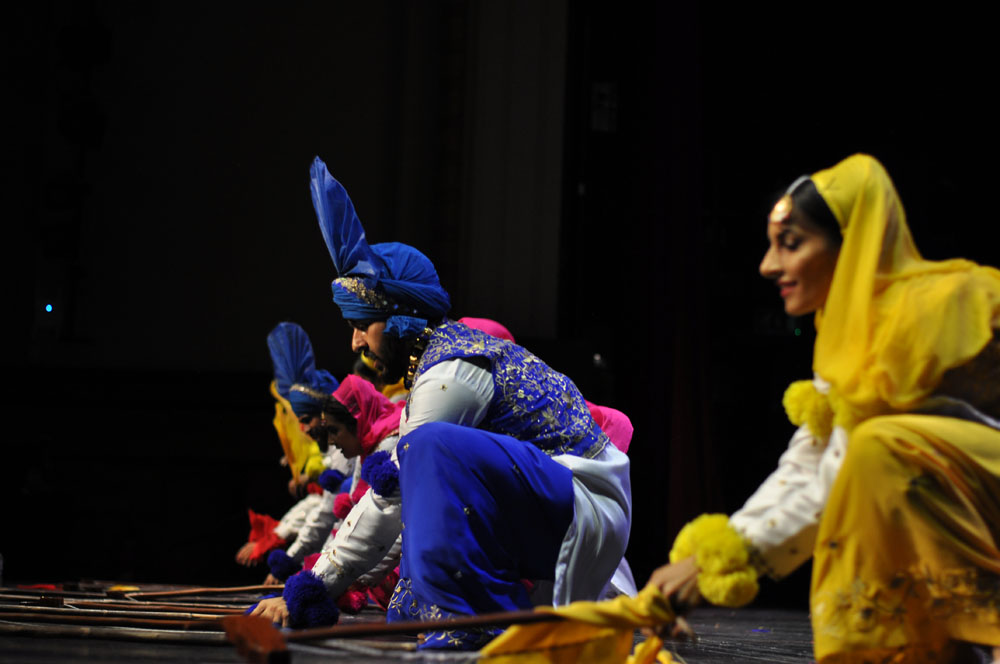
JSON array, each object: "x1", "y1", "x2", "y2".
[
  {"x1": 805, "y1": 155, "x2": 1000, "y2": 662},
  {"x1": 812, "y1": 414, "x2": 1000, "y2": 662}
]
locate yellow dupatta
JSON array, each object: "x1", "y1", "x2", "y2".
[
  {"x1": 270, "y1": 380, "x2": 323, "y2": 480},
  {"x1": 810, "y1": 154, "x2": 1000, "y2": 428}
]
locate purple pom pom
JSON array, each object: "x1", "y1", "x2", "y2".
[
  {"x1": 318, "y1": 469, "x2": 347, "y2": 493},
  {"x1": 361, "y1": 451, "x2": 399, "y2": 496},
  {"x1": 283, "y1": 571, "x2": 340, "y2": 628},
  {"x1": 267, "y1": 549, "x2": 302, "y2": 581}
]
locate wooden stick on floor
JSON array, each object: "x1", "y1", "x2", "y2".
[
  {"x1": 224, "y1": 611, "x2": 566, "y2": 664},
  {"x1": 124, "y1": 584, "x2": 283, "y2": 600}
]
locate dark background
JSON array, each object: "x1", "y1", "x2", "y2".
[{"x1": 3, "y1": 2, "x2": 997, "y2": 610}]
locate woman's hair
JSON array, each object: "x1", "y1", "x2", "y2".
[
  {"x1": 290, "y1": 384, "x2": 358, "y2": 434},
  {"x1": 789, "y1": 177, "x2": 842, "y2": 244},
  {"x1": 323, "y1": 398, "x2": 358, "y2": 434}
]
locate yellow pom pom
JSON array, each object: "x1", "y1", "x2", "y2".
[
  {"x1": 669, "y1": 513, "x2": 730, "y2": 563},
  {"x1": 694, "y1": 528, "x2": 749, "y2": 575},
  {"x1": 698, "y1": 568, "x2": 759, "y2": 608},
  {"x1": 782, "y1": 380, "x2": 833, "y2": 439},
  {"x1": 669, "y1": 513, "x2": 759, "y2": 608}
]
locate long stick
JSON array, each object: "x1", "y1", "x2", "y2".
[
  {"x1": 2, "y1": 595, "x2": 251, "y2": 613},
  {"x1": 125, "y1": 584, "x2": 282, "y2": 600},
  {"x1": 224, "y1": 610, "x2": 566, "y2": 662},
  {"x1": 0, "y1": 619, "x2": 228, "y2": 644},
  {"x1": 288, "y1": 609, "x2": 562, "y2": 640},
  {"x1": 0, "y1": 604, "x2": 227, "y2": 620},
  {"x1": 69, "y1": 600, "x2": 246, "y2": 614},
  {"x1": 0, "y1": 611, "x2": 223, "y2": 630}
]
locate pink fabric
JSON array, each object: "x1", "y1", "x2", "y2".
[
  {"x1": 351, "y1": 479, "x2": 369, "y2": 503},
  {"x1": 458, "y1": 317, "x2": 516, "y2": 343},
  {"x1": 367, "y1": 568, "x2": 400, "y2": 611},
  {"x1": 336, "y1": 588, "x2": 368, "y2": 613},
  {"x1": 303, "y1": 552, "x2": 321, "y2": 571},
  {"x1": 332, "y1": 375, "x2": 404, "y2": 455},
  {"x1": 333, "y1": 492, "x2": 354, "y2": 519},
  {"x1": 586, "y1": 401, "x2": 634, "y2": 454}
]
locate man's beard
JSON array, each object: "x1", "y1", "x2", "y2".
[{"x1": 368, "y1": 333, "x2": 411, "y2": 384}]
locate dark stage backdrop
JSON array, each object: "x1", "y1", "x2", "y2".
[{"x1": 3, "y1": 2, "x2": 997, "y2": 609}]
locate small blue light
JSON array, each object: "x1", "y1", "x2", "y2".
[{"x1": 45, "y1": 304, "x2": 53, "y2": 313}]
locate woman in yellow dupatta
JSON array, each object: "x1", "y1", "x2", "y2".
[{"x1": 650, "y1": 154, "x2": 1000, "y2": 663}]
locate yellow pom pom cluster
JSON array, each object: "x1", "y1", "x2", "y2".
[
  {"x1": 669, "y1": 514, "x2": 758, "y2": 608},
  {"x1": 782, "y1": 380, "x2": 834, "y2": 440}
]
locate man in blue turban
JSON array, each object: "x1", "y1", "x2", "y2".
[{"x1": 251, "y1": 159, "x2": 634, "y2": 649}]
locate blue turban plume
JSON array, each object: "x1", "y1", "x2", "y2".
[
  {"x1": 309, "y1": 157, "x2": 451, "y2": 338},
  {"x1": 267, "y1": 322, "x2": 340, "y2": 418}
]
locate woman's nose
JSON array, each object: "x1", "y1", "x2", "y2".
[{"x1": 759, "y1": 245, "x2": 781, "y2": 279}]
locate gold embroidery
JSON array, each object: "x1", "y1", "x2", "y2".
[{"x1": 333, "y1": 277, "x2": 391, "y2": 309}]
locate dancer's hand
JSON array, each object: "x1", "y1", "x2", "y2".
[
  {"x1": 263, "y1": 574, "x2": 281, "y2": 586},
  {"x1": 250, "y1": 597, "x2": 289, "y2": 627},
  {"x1": 648, "y1": 555, "x2": 699, "y2": 605},
  {"x1": 235, "y1": 542, "x2": 256, "y2": 566},
  {"x1": 643, "y1": 556, "x2": 700, "y2": 640}
]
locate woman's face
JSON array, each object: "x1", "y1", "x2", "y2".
[
  {"x1": 759, "y1": 197, "x2": 840, "y2": 316},
  {"x1": 323, "y1": 418, "x2": 363, "y2": 458}
]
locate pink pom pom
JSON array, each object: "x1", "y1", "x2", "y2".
[
  {"x1": 336, "y1": 589, "x2": 368, "y2": 614},
  {"x1": 333, "y1": 493, "x2": 354, "y2": 519}
]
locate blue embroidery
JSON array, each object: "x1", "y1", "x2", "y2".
[
  {"x1": 386, "y1": 577, "x2": 502, "y2": 650},
  {"x1": 408, "y1": 321, "x2": 607, "y2": 458}
]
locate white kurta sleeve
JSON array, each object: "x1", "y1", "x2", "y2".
[
  {"x1": 399, "y1": 358, "x2": 494, "y2": 437},
  {"x1": 273, "y1": 493, "x2": 324, "y2": 541},
  {"x1": 730, "y1": 423, "x2": 847, "y2": 579},
  {"x1": 308, "y1": 437, "x2": 403, "y2": 597},
  {"x1": 309, "y1": 477, "x2": 402, "y2": 597},
  {"x1": 285, "y1": 491, "x2": 338, "y2": 561},
  {"x1": 356, "y1": 534, "x2": 402, "y2": 586}
]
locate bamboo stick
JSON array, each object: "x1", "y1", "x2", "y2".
[
  {"x1": 223, "y1": 610, "x2": 566, "y2": 662},
  {"x1": 0, "y1": 619, "x2": 228, "y2": 644},
  {"x1": 0, "y1": 611, "x2": 223, "y2": 631},
  {"x1": 125, "y1": 584, "x2": 282, "y2": 600},
  {"x1": 0, "y1": 604, "x2": 226, "y2": 620}
]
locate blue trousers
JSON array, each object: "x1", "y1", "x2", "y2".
[{"x1": 387, "y1": 422, "x2": 575, "y2": 647}]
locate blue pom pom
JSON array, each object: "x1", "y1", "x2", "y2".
[
  {"x1": 283, "y1": 571, "x2": 340, "y2": 628},
  {"x1": 318, "y1": 469, "x2": 347, "y2": 493},
  {"x1": 361, "y1": 451, "x2": 399, "y2": 496},
  {"x1": 245, "y1": 593, "x2": 280, "y2": 616},
  {"x1": 267, "y1": 549, "x2": 302, "y2": 581}
]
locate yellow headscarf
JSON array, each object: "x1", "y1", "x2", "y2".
[
  {"x1": 270, "y1": 380, "x2": 324, "y2": 480},
  {"x1": 811, "y1": 154, "x2": 1000, "y2": 428}
]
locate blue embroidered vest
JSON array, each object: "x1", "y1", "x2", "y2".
[{"x1": 407, "y1": 321, "x2": 608, "y2": 458}]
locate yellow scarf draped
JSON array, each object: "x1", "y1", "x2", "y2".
[
  {"x1": 270, "y1": 380, "x2": 323, "y2": 480},
  {"x1": 479, "y1": 584, "x2": 676, "y2": 664},
  {"x1": 811, "y1": 154, "x2": 1000, "y2": 428}
]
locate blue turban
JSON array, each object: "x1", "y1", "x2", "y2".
[
  {"x1": 309, "y1": 157, "x2": 451, "y2": 338},
  {"x1": 267, "y1": 322, "x2": 339, "y2": 418}
]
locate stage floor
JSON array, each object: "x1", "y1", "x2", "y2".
[
  {"x1": 1, "y1": 582, "x2": 816, "y2": 662},
  {"x1": 1, "y1": 608, "x2": 815, "y2": 663}
]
